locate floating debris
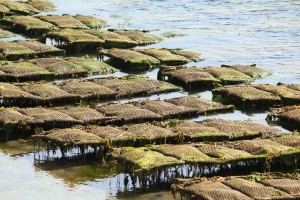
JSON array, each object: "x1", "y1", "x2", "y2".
[
  {"x1": 0, "y1": 40, "x2": 65, "y2": 61},
  {"x1": 213, "y1": 84, "x2": 300, "y2": 108}
]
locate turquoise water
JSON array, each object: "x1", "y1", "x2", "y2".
[{"x1": 1, "y1": 0, "x2": 300, "y2": 199}]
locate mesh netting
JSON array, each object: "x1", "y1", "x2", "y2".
[
  {"x1": 47, "y1": 28, "x2": 103, "y2": 43},
  {"x1": 170, "y1": 50, "x2": 202, "y2": 62},
  {"x1": 261, "y1": 178, "x2": 300, "y2": 196},
  {"x1": 58, "y1": 80, "x2": 116, "y2": 99},
  {"x1": 41, "y1": 128, "x2": 104, "y2": 145},
  {"x1": 233, "y1": 139, "x2": 293, "y2": 155},
  {"x1": 0, "y1": 108, "x2": 35, "y2": 124},
  {"x1": 112, "y1": 147, "x2": 183, "y2": 170},
  {"x1": 165, "y1": 95, "x2": 232, "y2": 114},
  {"x1": 253, "y1": 84, "x2": 300, "y2": 101},
  {"x1": 97, "y1": 103, "x2": 162, "y2": 122},
  {"x1": 274, "y1": 135, "x2": 300, "y2": 148},
  {"x1": 203, "y1": 67, "x2": 252, "y2": 83},
  {"x1": 135, "y1": 48, "x2": 190, "y2": 65},
  {"x1": 88, "y1": 126, "x2": 135, "y2": 142},
  {"x1": 133, "y1": 100, "x2": 197, "y2": 118},
  {"x1": 73, "y1": 15, "x2": 107, "y2": 28},
  {"x1": 224, "y1": 178, "x2": 292, "y2": 199},
  {"x1": 21, "y1": 83, "x2": 76, "y2": 100},
  {"x1": 182, "y1": 181, "x2": 253, "y2": 200},
  {"x1": 172, "y1": 67, "x2": 218, "y2": 84},
  {"x1": 150, "y1": 144, "x2": 213, "y2": 163},
  {"x1": 54, "y1": 106, "x2": 107, "y2": 123},
  {"x1": 221, "y1": 64, "x2": 271, "y2": 79},
  {"x1": 37, "y1": 15, "x2": 88, "y2": 29},
  {"x1": 0, "y1": 0, "x2": 40, "y2": 14},
  {"x1": 27, "y1": 0, "x2": 55, "y2": 12},
  {"x1": 4, "y1": 16, "x2": 56, "y2": 30},
  {"x1": 15, "y1": 40, "x2": 63, "y2": 55},
  {"x1": 123, "y1": 123, "x2": 176, "y2": 140},
  {"x1": 113, "y1": 30, "x2": 162, "y2": 45},
  {"x1": 18, "y1": 107, "x2": 78, "y2": 123}
]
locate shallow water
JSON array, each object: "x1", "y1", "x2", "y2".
[{"x1": 1, "y1": 0, "x2": 299, "y2": 199}]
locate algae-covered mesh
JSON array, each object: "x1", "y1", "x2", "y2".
[
  {"x1": 46, "y1": 28, "x2": 104, "y2": 44},
  {"x1": 165, "y1": 95, "x2": 234, "y2": 114},
  {"x1": 91, "y1": 76, "x2": 181, "y2": 97},
  {"x1": 85, "y1": 30, "x2": 137, "y2": 48},
  {"x1": 20, "y1": 83, "x2": 78, "y2": 102},
  {"x1": 200, "y1": 118, "x2": 281, "y2": 139},
  {"x1": 66, "y1": 57, "x2": 117, "y2": 75},
  {"x1": 170, "y1": 120, "x2": 230, "y2": 141},
  {"x1": 223, "y1": 178, "x2": 292, "y2": 199},
  {"x1": 0, "y1": 28, "x2": 15, "y2": 38},
  {"x1": 195, "y1": 143, "x2": 256, "y2": 162},
  {"x1": 133, "y1": 99, "x2": 198, "y2": 118},
  {"x1": 27, "y1": 0, "x2": 56, "y2": 12},
  {"x1": 98, "y1": 49, "x2": 160, "y2": 69},
  {"x1": 0, "y1": 108, "x2": 35, "y2": 124},
  {"x1": 29, "y1": 58, "x2": 86, "y2": 77},
  {"x1": 17, "y1": 107, "x2": 79, "y2": 124},
  {"x1": 135, "y1": 48, "x2": 191, "y2": 65},
  {"x1": 2, "y1": 16, "x2": 58, "y2": 33},
  {"x1": 233, "y1": 139, "x2": 293, "y2": 155},
  {"x1": 112, "y1": 30, "x2": 162, "y2": 45},
  {"x1": 213, "y1": 85, "x2": 282, "y2": 106},
  {"x1": 0, "y1": 61, "x2": 54, "y2": 81},
  {"x1": 41, "y1": 128, "x2": 104, "y2": 145},
  {"x1": 273, "y1": 135, "x2": 300, "y2": 148},
  {"x1": 37, "y1": 15, "x2": 89, "y2": 29},
  {"x1": 165, "y1": 66, "x2": 219, "y2": 86},
  {"x1": 123, "y1": 123, "x2": 176, "y2": 141},
  {"x1": 261, "y1": 179, "x2": 300, "y2": 195},
  {"x1": 15, "y1": 40, "x2": 64, "y2": 55},
  {"x1": 170, "y1": 49, "x2": 202, "y2": 62},
  {"x1": 179, "y1": 181, "x2": 253, "y2": 200},
  {"x1": 88, "y1": 126, "x2": 135, "y2": 142},
  {"x1": 97, "y1": 103, "x2": 162, "y2": 123},
  {"x1": 150, "y1": 144, "x2": 214, "y2": 163},
  {"x1": 203, "y1": 66, "x2": 253, "y2": 84},
  {"x1": 73, "y1": 15, "x2": 107, "y2": 28},
  {"x1": 253, "y1": 84, "x2": 300, "y2": 103},
  {"x1": 221, "y1": 64, "x2": 272, "y2": 79},
  {"x1": 0, "y1": 0, "x2": 40, "y2": 15},
  {"x1": 54, "y1": 107, "x2": 109, "y2": 123},
  {"x1": 57, "y1": 80, "x2": 116, "y2": 99},
  {"x1": 112, "y1": 147, "x2": 183, "y2": 170}
]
